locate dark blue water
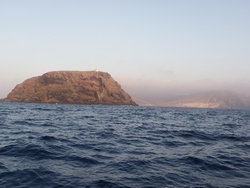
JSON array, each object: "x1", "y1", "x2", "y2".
[{"x1": 0, "y1": 103, "x2": 249, "y2": 188}]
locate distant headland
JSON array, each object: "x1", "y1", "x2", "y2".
[
  {"x1": 132, "y1": 90, "x2": 250, "y2": 109},
  {"x1": 1, "y1": 71, "x2": 138, "y2": 106},
  {"x1": 160, "y1": 90, "x2": 250, "y2": 109}
]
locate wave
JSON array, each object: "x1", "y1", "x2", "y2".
[{"x1": 0, "y1": 103, "x2": 249, "y2": 187}]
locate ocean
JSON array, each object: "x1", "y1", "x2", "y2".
[{"x1": 0, "y1": 103, "x2": 249, "y2": 188}]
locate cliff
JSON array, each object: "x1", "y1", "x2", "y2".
[{"x1": 2, "y1": 71, "x2": 137, "y2": 106}]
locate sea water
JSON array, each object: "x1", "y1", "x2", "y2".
[{"x1": 0, "y1": 103, "x2": 249, "y2": 188}]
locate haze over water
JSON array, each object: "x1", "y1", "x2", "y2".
[{"x1": 1, "y1": 0, "x2": 250, "y2": 102}]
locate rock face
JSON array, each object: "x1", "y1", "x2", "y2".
[{"x1": 2, "y1": 71, "x2": 137, "y2": 106}]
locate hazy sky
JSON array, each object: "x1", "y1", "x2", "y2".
[{"x1": 1, "y1": 0, "x2": 250, "y2": 100}]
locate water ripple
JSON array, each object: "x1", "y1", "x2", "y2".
[{"x1": 0, "y1": 103, "x2": 249, "y2": 187}]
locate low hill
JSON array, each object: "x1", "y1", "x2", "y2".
[
  {"x1": 132, "y1": 97, "x2": 157, "y2": 106},
  {"x1": 162, "y1": 90, "x2": 250, "y2": 109},
  {"x1": 1, "y1": 71, "x2": 137, "y2": 106}
]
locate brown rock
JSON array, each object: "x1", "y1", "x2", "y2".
[{"x1": 2, "y1": 71, "x2": 137, "y2": 106}]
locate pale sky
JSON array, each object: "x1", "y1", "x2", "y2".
[{"x1": 1, "y1": 0, "x2": 250, "y2": 101}]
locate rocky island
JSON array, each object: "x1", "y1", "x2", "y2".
[{"x1": 1, "y1": 71, "x2": 137, "y2": 106}]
